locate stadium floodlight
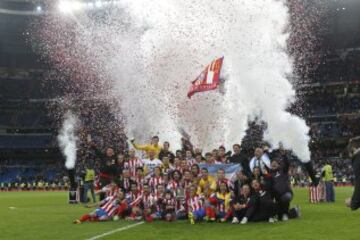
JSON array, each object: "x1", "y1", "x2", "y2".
[
  {"x1": 58, "y1": 0, "x2": 83, "y2": 14},
  {"x1": 58, "y1": 1, "x2": 73, "y2": 13},
  {"x1": 87, "y1": 2, "x2": 95, "y2": 9},
  {"x1": 36, "y1": 5, "x2": 42, "y2": 12},
  {"x1": 95, "y1": 1, "x2": 103, "y2": 8}
]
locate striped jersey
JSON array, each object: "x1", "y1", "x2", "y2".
[
  {"x1": 148, "y1": 176, "x2": 164, "y2": 193},
  {"x1": 124, "y1": 157, "x2": 143, "y2": 177},
  {"x1": 187, "y1": 195, "x2": 204, "y2": 212},
  {"x1": 100, "y1": 196, "x2": 120, "y2": 216}
]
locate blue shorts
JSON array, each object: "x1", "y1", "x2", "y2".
[
  {"x1": 95, "y1": 208, "x2": 109, "y2": 218},
  {"x1": 154, "y1": 211, "x2": 163, "y2": 219},
  {"x1": 193, "y1": 209, "x2": 205, "y2": 220}
]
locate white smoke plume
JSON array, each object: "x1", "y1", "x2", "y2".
[
  {"x1": 43, "y1": 0, "x2": 311, "y2": 161},
  {"x1": 57, "y1": 111, "x2": 79, "y2": 169}
]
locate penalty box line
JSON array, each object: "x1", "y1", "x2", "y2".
[{"x1": 86, "y1": 221, "x2": 145, "y2": 240}]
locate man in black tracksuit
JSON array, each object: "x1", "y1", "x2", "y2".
[
  {"x1": 270, "y1": 147, "x2": 318, "y2": 186},
  {"x1": 269, "y1": 155, "x2": 293, "y2": 221},
  {"x1": 347, "y1": 137, "x2": 360, "y2": 210},
  {"x1": 231, "y1": 184, "x2": 251, "y2": 223},
  {"x1": 233, "y1": 170, "x2": 250, "y2": 198},
  {"x1": 91, "y1": 144, "x2": 118, "y2": 200},
  {"x1": 241, "y1": 179, "x2": 275, "y2": 224}
]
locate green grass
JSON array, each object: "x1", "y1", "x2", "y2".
[{"x1": 0, "y1": 188, "x2": 359, "y2": 240}]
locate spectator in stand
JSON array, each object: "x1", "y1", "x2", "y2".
[{"x1": 131, "y1": 136, "x2": 162, "y2": 158}]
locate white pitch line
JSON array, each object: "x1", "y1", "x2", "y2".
[{"x1": 86, "y1": 221, "x2": 145, "y2": 240}]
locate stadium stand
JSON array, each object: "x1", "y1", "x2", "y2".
[{"x1": 0, "y1": 1, "x2": 359, "y2": 189}]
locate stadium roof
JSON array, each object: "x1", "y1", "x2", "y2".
[{"x1": 0, "y1": 0, "x2": 359, "y2": 68}]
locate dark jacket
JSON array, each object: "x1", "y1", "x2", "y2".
[
  {"x1": 269, "y1": 156, "x2": 292, "y2": 196},
  {"x1": 158, "y1": 150, "x2": 175, "y2": 162},
  {"x1": 233, "y1": 178, "x2": 250, "y2": 198},
  {"x1": 229, "y1": 153, "x2": 251, "y2": 177}
]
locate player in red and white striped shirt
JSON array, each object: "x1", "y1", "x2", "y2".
[
  {"x1": 162, "y1": 191, "x2": 177, "y2": 221},
  {"x1": 133, "y1": 167, "x2": 146, "y2": 192},
  {"x1": 173, "y1": 157, "x2": 183, "y2": 172},
  {"x1": 185, "y1": 150, "x2": 196, "y2": 166},
  {"x1": 148, "y1": 167, "x2": 165, "y2": 194},
  {"x1": 167, "y1": 170, "x2": 182, "y2": 196},
  {"x1": 96, "y1": 181, "x2": 120, "y2": 198},
  {"x1": 127, "y1": 149, "x2": 144, "y2": 177},
  {"x1": 182, "y1": 170, "x2": 193, "y2": 199},
  {"x1": 187, "y1": 185, "x2": 205, "y2": 224},
  {"x1": 126, "y1": 182, "x2": 144, "y2": 220},
  {"x1": 140, "y1": 184, "x2": 157, "y2": 221},
  {"x1": 216, "y1": 168, "x2": 233, "y2": 190},
  {"x1": 73, "y1": 192, "x2": 124, "y2": 224},
  {"x1": 180, "y1": 159, "x2": 191, "y2": 173}
]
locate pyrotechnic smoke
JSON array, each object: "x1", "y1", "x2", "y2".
[
  {"x1": 39, "y1": 0, "x2": 313, "y2": 161},
  {"x1": 58, "y1": 111, "x2": 79, "y2": 169}
]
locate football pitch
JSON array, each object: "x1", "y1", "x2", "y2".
[{"x1": 0, "y1": 187, "x2": 359, "y2": 240}]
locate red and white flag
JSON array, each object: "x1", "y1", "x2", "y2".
[
  {"x1": 309, "y1": 185, "x2": 321, "y2": 203},
  {"x1": 187, "y1": 57, "x2": 224, "y2": 98}
]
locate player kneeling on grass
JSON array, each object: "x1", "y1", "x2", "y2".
[
  {"x1": 206, "y1": 181, "x2": 232, "y2": 222},
  {"x1": 240, "y1": 179, "x2": 276, "y2": 224},
  {"x1": 231, "y1": 184, "x2": 251, "y2": 224},
  {"x1": 136, "y1": 183, "x2": 158, "y2": 222},
  {"x1": 73, "y1": 191, "x2": 127, "y2": 224},
  {"x1": 269, "y1": 157, "x2": 293, "y2": 221},
  {"x1": 187, "y1": 185, "x2": 205, "y2": 224},
  {"x1": 161, "y1": 190, "x2": 177, "y2": 221},
  {"x1": 269, "y1": 158, "x2": 301, "y2": 220}
]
